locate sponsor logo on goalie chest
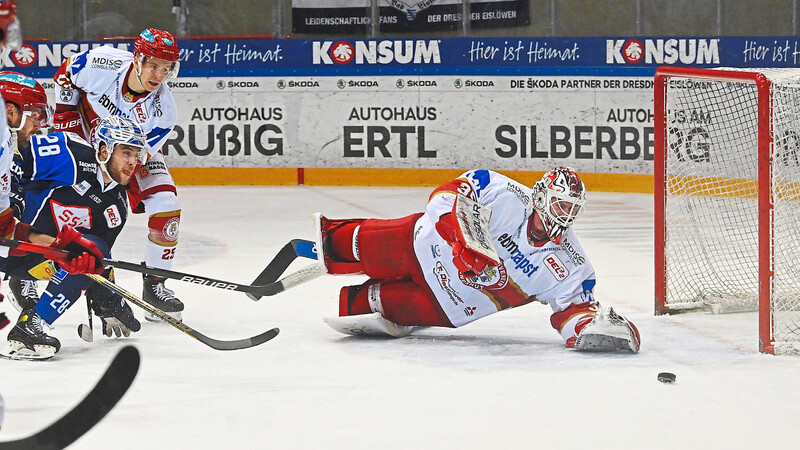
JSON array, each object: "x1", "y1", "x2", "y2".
[
  {"x1": 498, "y1": 233, "x2": 539, "y2": 277},
  {"x1": 544, "y1": 252, "x2": 569, "y2": 281}
]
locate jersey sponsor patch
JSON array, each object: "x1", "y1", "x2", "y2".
[
  {"x1": 134, "y1": 103, "x2": 148, "y2": 123},
  {"x1": 544, "y1": 252, "x2": 569, "y2": 281},
  {"x1": 433, "y1": 261, "x2": 464, "y2": 306},
  {"x1": 104, "y1": 205, "x2": 123, "y2": 228},
  {"x1": 51, "y1": 201, "x2": 92, "y2": 230},
  {"x1": 72, "y1": 180, "x2": 91, "y2": 196}
]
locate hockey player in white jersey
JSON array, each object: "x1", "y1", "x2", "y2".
[
  {"x1": 0, "y1": 0, "x2": 21, "y2": 332},
  {"x1": 316, "y1": 167, "x2": 641, "y2": 352},
  {"x1": 53, "y1": 28, "x2": 185, "y2": 321}
]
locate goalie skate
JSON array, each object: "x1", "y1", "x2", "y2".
[
  {"x1": 572, "y1": 306, "x2": 640, "y2": 353},
  {"x1": 324, "y1": 312, "x2": 414, "y2": 338}
]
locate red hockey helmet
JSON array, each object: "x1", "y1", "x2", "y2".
[
  {"x1": 134, "y1": 28, "x2": 179, "y2": 62},
  {"x1": 0, "y1": 71, "x2": 52, "y2": 128},
  {"x1": 0, "y1": 0, "x2": 22, "y2": 51}
]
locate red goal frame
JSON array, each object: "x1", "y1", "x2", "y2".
[{"x1": 653, "y1": 66, "x2": 775, "y2": 354}]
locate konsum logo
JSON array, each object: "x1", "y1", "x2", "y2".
[
  {"x1": 313, "y1": 40, "x2": 441, "y2": 65},
  {"x1": 606, "y1": 38, "x2": 720, "y2": 64}
]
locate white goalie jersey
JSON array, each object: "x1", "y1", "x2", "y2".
[
  {"x1": 55, "y1": 46, "x2": 176, "y2": 157},
  {"x1": 412, "y1": 170, "x2": 597, "y2": 327}
]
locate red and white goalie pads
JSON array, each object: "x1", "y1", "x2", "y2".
[{"x1": 324, "y1": 312, "x2": 414, "y2": 338}]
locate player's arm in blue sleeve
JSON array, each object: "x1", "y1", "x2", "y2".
[{"x1": 16, "y1": 133, "x2": 80, "y2": 191}]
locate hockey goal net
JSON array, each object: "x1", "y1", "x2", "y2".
[{"x1": 654, "y1": 67, "x2": 800, "y2": 355}]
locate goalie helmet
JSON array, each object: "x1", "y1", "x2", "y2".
[
  {"x1": 0, "y1": 0, "x2": 21, "y2": 52},
  {"x1": 0, "y1": 71, "x2": 52, "y2": 128},
  {"x1": 531, "y1": 166, "x2": 587, "y2": 244},
  {"x1": 90, "y1": 116, "x2": 147, "y2": 168}
]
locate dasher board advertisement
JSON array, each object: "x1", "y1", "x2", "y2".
[{"x1": 291, "y1": 0, "x2": 530, "y2": 33}]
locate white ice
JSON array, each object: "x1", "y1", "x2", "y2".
[{"x1": 1, "y1": 186, "x2": 799, "y2": 449}]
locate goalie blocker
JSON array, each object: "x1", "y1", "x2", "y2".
[{"x1": 315, "y1": 168, "x2": 640, "y2": 352}]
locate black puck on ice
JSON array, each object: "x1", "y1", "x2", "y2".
[{"x1": 657, "y1": 372, "x2": 676, "y2": 383}]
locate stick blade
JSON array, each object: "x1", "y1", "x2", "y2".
[
  {"x1": 78, "y1": 324, "x2": 94, "y2": 343},
  {"x1": 196, "y1": 327, "x2": 280, "y2": 351}
]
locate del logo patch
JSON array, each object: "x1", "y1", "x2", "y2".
[
  {"x1": 544, "y1": 253, "x2": 569, "y2": 281},
  {"x1": 104, "y1": 205, "x2": 123, "y2": 228}
]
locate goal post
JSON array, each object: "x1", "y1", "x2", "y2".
[{"x1": 654, "y1": 66, "x2": 800, "y2": 355}]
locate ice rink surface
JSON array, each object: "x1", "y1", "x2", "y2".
[{"x1": 1, "y1": 186, "x2": 799, "y2": 449}]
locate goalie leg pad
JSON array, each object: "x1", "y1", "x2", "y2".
[
  {"x1": 359, "y1": 213, "x2": 425, "y2": 280},
  {"x1": 313, "y1": 213, "x2": 365, "y2": 274},
  {"x1": 339, "y1": 279, "x2": 453, "y2": 327},
  {"x1": 324, "y1": 312, "x2": 414, "y2": 338}
]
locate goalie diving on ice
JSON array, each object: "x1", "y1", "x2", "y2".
[{"x1": 316, "y1": 167, "x2": 641, "y2": 353}]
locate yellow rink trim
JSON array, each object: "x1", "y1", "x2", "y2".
[{"x1": 170, "y1": 168, "x2": 655, "y2": 193}]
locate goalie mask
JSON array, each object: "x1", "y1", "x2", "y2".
[
  {"x1": 531, "y1": 167, "x2": 587, "y2": 244},
  {"x1": 134, "y1": 28, "x2": 180, "y2": 79},
  {"x1": 90, "y1": 116, "x2": 147, "y2": 174}
]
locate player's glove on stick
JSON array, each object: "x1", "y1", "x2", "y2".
[
  {"x1": 94, "y1": 297, "x2": 141, "y2": 338},
  {"x1": 435, "y1": 212, "x2": 496, "y2": 277},
  {"x1": 50, "y1": 225, "x2": 105, "y2": 274}
]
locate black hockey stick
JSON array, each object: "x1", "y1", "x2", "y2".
[
  {"x1": 245, "y1": 238, "x2": 318, "y2": 300},
  {"x1": 0, "y1": 346, "x2": 140, "y2": 450},
  {"x1": 0, "y1": 238, "x2": 322, "y2": 299},
  {"x1": 85, "y1": 274, "x2": 279, "y2": 350}
]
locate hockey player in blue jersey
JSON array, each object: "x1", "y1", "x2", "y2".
[{"x1": 1, "y1": 114, "x2": 146, "y2": 360}]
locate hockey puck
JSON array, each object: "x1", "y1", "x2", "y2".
[{"x1": 657, "y1": 372, "x2": 676, "y2": 383}]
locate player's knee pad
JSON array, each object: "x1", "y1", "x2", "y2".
[{"x1": 147, "y1": 210, "x2": 181, "y2": 248}]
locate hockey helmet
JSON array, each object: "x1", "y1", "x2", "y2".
[
  {"x1": 0, "y1": 71, "x2": 52, "y2": 128},
  {"x1": 91, "y1": 116, "x2": 147, "y2": 167},
  {"x1": 0, "y1": 0, "x2": 21, "y2": 51},
  {"x1": 134, "y1": 28, "x2": 179, "y2": 78},
  {"x1": 531, "y1": 167, "x2": 587, "y2": 244}
]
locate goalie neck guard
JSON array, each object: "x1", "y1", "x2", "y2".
[{"x1": 531, "y1": 166, "x2": 587, "y2": 244}]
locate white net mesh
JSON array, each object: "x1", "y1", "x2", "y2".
[{"x1": 662, "y1": 69, "x2": 800, "y2": 353}]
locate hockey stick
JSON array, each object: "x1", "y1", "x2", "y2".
[
  {"x1": 85, "y1": 274, "x2": 279, "y2": 351},
  {"x1": 0, "y1": 238, "x2": 322, "y2": 299},
  {"x1": 0, "y1": 346, "x2": 139, "y2": 450},
  {"x1": 78, "y1": 296, "x2": 94, "y2": 342}
]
